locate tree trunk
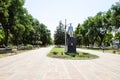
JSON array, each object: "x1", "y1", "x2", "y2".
[
  {"x1": 4, "y1": 29, "x2": 8, "y2": 46},
  {"x1": 118, "y1": 39, "x2": 120, "y2": 49}
]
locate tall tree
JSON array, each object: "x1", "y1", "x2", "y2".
[
  {"x1": 9, "y1": 0, "x2": 27, "y2": 45},
  {"x1": 0, "y1": 29, "x2": 4, "y2": 44},
  {"x1": 111, "y1": 1, "x2": 120, "y2": 28},
  {"x1": 74, "y1": 24, "x2": 84, "y2": 47},
  {"x1": 54, "y1": 21, "x2": 65, "y2": 45},
  {"x1": 94, "y1": 12, "x2": 106, "y2": 46},
  {"x1": 0, "y1": 0, "x2": 11, "y2": 46},
  {"x1": 39, "y1": 23, "x2": 51, "y2": 46}
]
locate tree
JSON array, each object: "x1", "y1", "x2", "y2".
[
  {"x1": 74, "y1": 24, "x2": 84, "y2": 47},
  {"x1": 39, "y1": 23, "x2": 51, "y2": 46},
  {"x1": 0, "y1": 0, "x2": 27, "y2": 46},
  {"x1": 111, "y1": 1, "x2": 120, "y2": 28},
  {"x1": 86, "y1": 17, "x2": 98, "y2": 47},
  {"x1": 0, "y1": 29, "x2": 4, "y2": 44},
  {"x1": 93, "y1": 12, "x2": 105, "y2": 46},
  {"x1": 45, "y1": 29, "x2": 52, "y2": 45},
  {"x1": 0, "y1": 0, "x2": 52, "y2": 46},
  {"x1": 115, "y1": 32, "x2": 120, "y2": 48},
  {"x1": 30, "y1": 19, "x2": 41, "y2": 45},
  {"x1": 0, "y1": 0, "x2": 11, "y2": 46},
  {"x1": 54, "y1": 21, "x2": 65, "y2": 45},
  {"x1": 8, "y1": 0, "x2": 28, "y2": 45},
  {"x1": 74, "y1": 1, "x2": 120, "y2": 48},
  {"x1": 80, "y1": 16, "x2": 99, "y2": 47},
  {"x1": 20, "y1": 14, "x2": 34, "y2": 45},
  {"x1": 74, "y1": 24, "x2": 81, "y2": 46},
  {"x1": 104, "y1": 32, "x2": 113, "y2": 46}
]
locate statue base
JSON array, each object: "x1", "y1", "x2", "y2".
[{"x1": 67, "y1": 37, "x2": 76, "y2": 53}]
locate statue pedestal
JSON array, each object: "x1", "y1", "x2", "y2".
[{"x1": 67, "y1": 37, "x2": 76, "y2": 53}]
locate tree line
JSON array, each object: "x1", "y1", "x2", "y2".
[
  {"x1": 74, "y1": 1, "x2": 120, "y2": 48},
  {"x1": 0, "y1": 0, "x2": 52, "y2": 47},
  {"x1": 54, "y1": 1, "x2": 120, "y2": 48}
]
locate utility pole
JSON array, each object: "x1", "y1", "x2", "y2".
[{"x1": 65, "y1": 19, "x2": 67, "y2": 53}]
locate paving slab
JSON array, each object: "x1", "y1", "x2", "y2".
[{"x1": 0, "y1": 46, "x2": 120, "y2": 80}]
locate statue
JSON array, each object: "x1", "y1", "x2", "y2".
[
  {"x1": 67, "y1": 23, "x2": 76, "y2": 53},
  {"x1": 68, "y1": 23, "x2": 73, "y2": 37}
]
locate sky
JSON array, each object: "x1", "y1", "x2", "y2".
[{"x1": 24, "y1": 0, "x2": 119, "y2": 38}]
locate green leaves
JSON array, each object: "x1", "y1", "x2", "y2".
[
  {"x1": 0, "y1": 30, "x2": 4, "y2": 42},
  {"x1": 0, "y1": 0, "x2": 52, "y2": 46},
  {"x1": 74, "y1": 1, "x2": 120, "y2": 47},
  {"x1": 54, "y1": 21, "x2": 65, "y2": 45},
  {"x1": 111, "y1": 1, "x2": 120, "y2": 28}
]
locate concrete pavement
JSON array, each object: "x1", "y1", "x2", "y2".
[{"x1": 0, "y1": 46, "x2": 120, "y2": 80}]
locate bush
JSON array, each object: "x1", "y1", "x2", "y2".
[
  {"x1": 52, "y1": 51, "x2": 58, "y2": 55},
  {"x1": 61, "y1": 52, "x2": 64, "y2": 55},
  {"x1": 18, "y1": 44, "x2": 33, "y2": 50},
  {"x1": 69, "y1": 53, "x2": 76, "y2": 57},
  {"x1": 83, "y1": 52, "x2": 89, "y2": 55},
  {"x1": 113, "y1": 50, "x2": 116, "y2": 54},
  {"x1": 26, "y1": 44, "x2": 33, "y2": 50}
]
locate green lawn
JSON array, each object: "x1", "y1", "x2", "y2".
[
  {"x1": 47, "y1": 47, "x2": 99, "y2": 60},
  {"x1": 0, "y1": 49, "x2": 32, "y2": 59},
  {"x1": 86, "y1": 47, "x2": 120, "y2": 54},
  {"x1": 0, "y1": 53, "x2": 10, "y2": 58}
]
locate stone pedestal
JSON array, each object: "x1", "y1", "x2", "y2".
[{"x1": 67, "y1": 37, "x2": 76, "y2": 53}]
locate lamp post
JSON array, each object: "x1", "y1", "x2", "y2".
[
  {"x1": 64, "y1": 19, "x2": 71, "y2": 53},
  {"x1": 65, "y1": 19, "x2": 67, "y2": 53}
]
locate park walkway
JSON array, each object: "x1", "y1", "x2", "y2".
[{"x1": 0, "y1": 46, "x2": 120, "y2": 80}]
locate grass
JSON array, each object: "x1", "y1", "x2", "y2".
[
  {"x1": 47, "y1": 47, "x2": 99, "y2": 60},
  {"x1": 86, "y1": 47, "x2": 120, "y2": 54},
  {"x1": 0, "y1": 53, "x2": 10, "y2": 58},
  {"x1": 0, "y1": 49, "x2": 34, "y2": 59}
]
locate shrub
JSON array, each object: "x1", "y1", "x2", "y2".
[
  {"x1": 69, "y1": 53, "x2": 76, "y2": 57},
  {"x1": 61, "y1": 52, "x2": 64, "y2": 55},
  {"x1": 113, "y1": 50, "x2": 116, "y2": 54},
  {"x1": 52, "y1": 51, "x2": 58, "y2": 55},
  {"x1": 26, "y1": 44, "x2": 33, "y2": 50},
  {"x1": 83, "y1": 52, "x2": 89, "y2": 55}
]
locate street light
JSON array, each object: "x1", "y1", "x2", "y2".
[
  {"x1": 65, "y1": 19, "x2": 67, "y2": 53},
  {"x1": 64, "y1": 19, "x2": 71, "y2": 53}
]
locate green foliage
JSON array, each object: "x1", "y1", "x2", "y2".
[
  {"x1": 48, "y1": 47, "x2": 99, "y2": 60},
  {"x1": 39, "y1": 23, "x2": 52, "y2": 46},
  {"x1": 54, "y1": 21, "x2": 65, "y2": 45},
  {"x1": 0, "y1": 30, "x2": 4, "y2": 44},
  {"x1": 18, "y1": 44, "x2": 33, "y2": 50},
  {"x1": 26, "y1": 44, "x2": 33, "y2": 50},
  {"x1": 115, "y1": 32, "x2": 120, "y2": 40},
  {"x1": 74, "y1": 24, "x2": 83, "y2": 46},
  {"x1": 69, "y1": 53, "x2": 76, "y2": 57},
  {"x1": 51, "y1": 51, "x2": 58, "y2": 55},
  {"x1": 114, "y1": 32, "x2": 120, "y2": 48},
  {"x1": 74, "y1": 1, "x2": 120, "y2": 48},
  {"x1": 0, "y1": 0, "x2": 10, "y2": 25},
  {"x1": 111, "y1": 1, "x2": 120, "y2": 28},
  {"x1": 0, "y1": 0, "x2": 52, "y2": 46},
  {"x1": 104, "y1": 32, "x2": 113, "y2": 46}
]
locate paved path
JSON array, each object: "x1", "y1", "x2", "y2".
[{"x1": 0, "y1": 46, "x2": 120, "y2": 80}]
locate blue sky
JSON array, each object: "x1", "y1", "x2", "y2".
[{"x1": 24, "y1": 0, "x2": 119, "y2": 38}]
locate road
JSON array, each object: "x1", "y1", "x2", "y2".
[{"x1": 0, "y1": 46, "x2": 120, "y2": 80}]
